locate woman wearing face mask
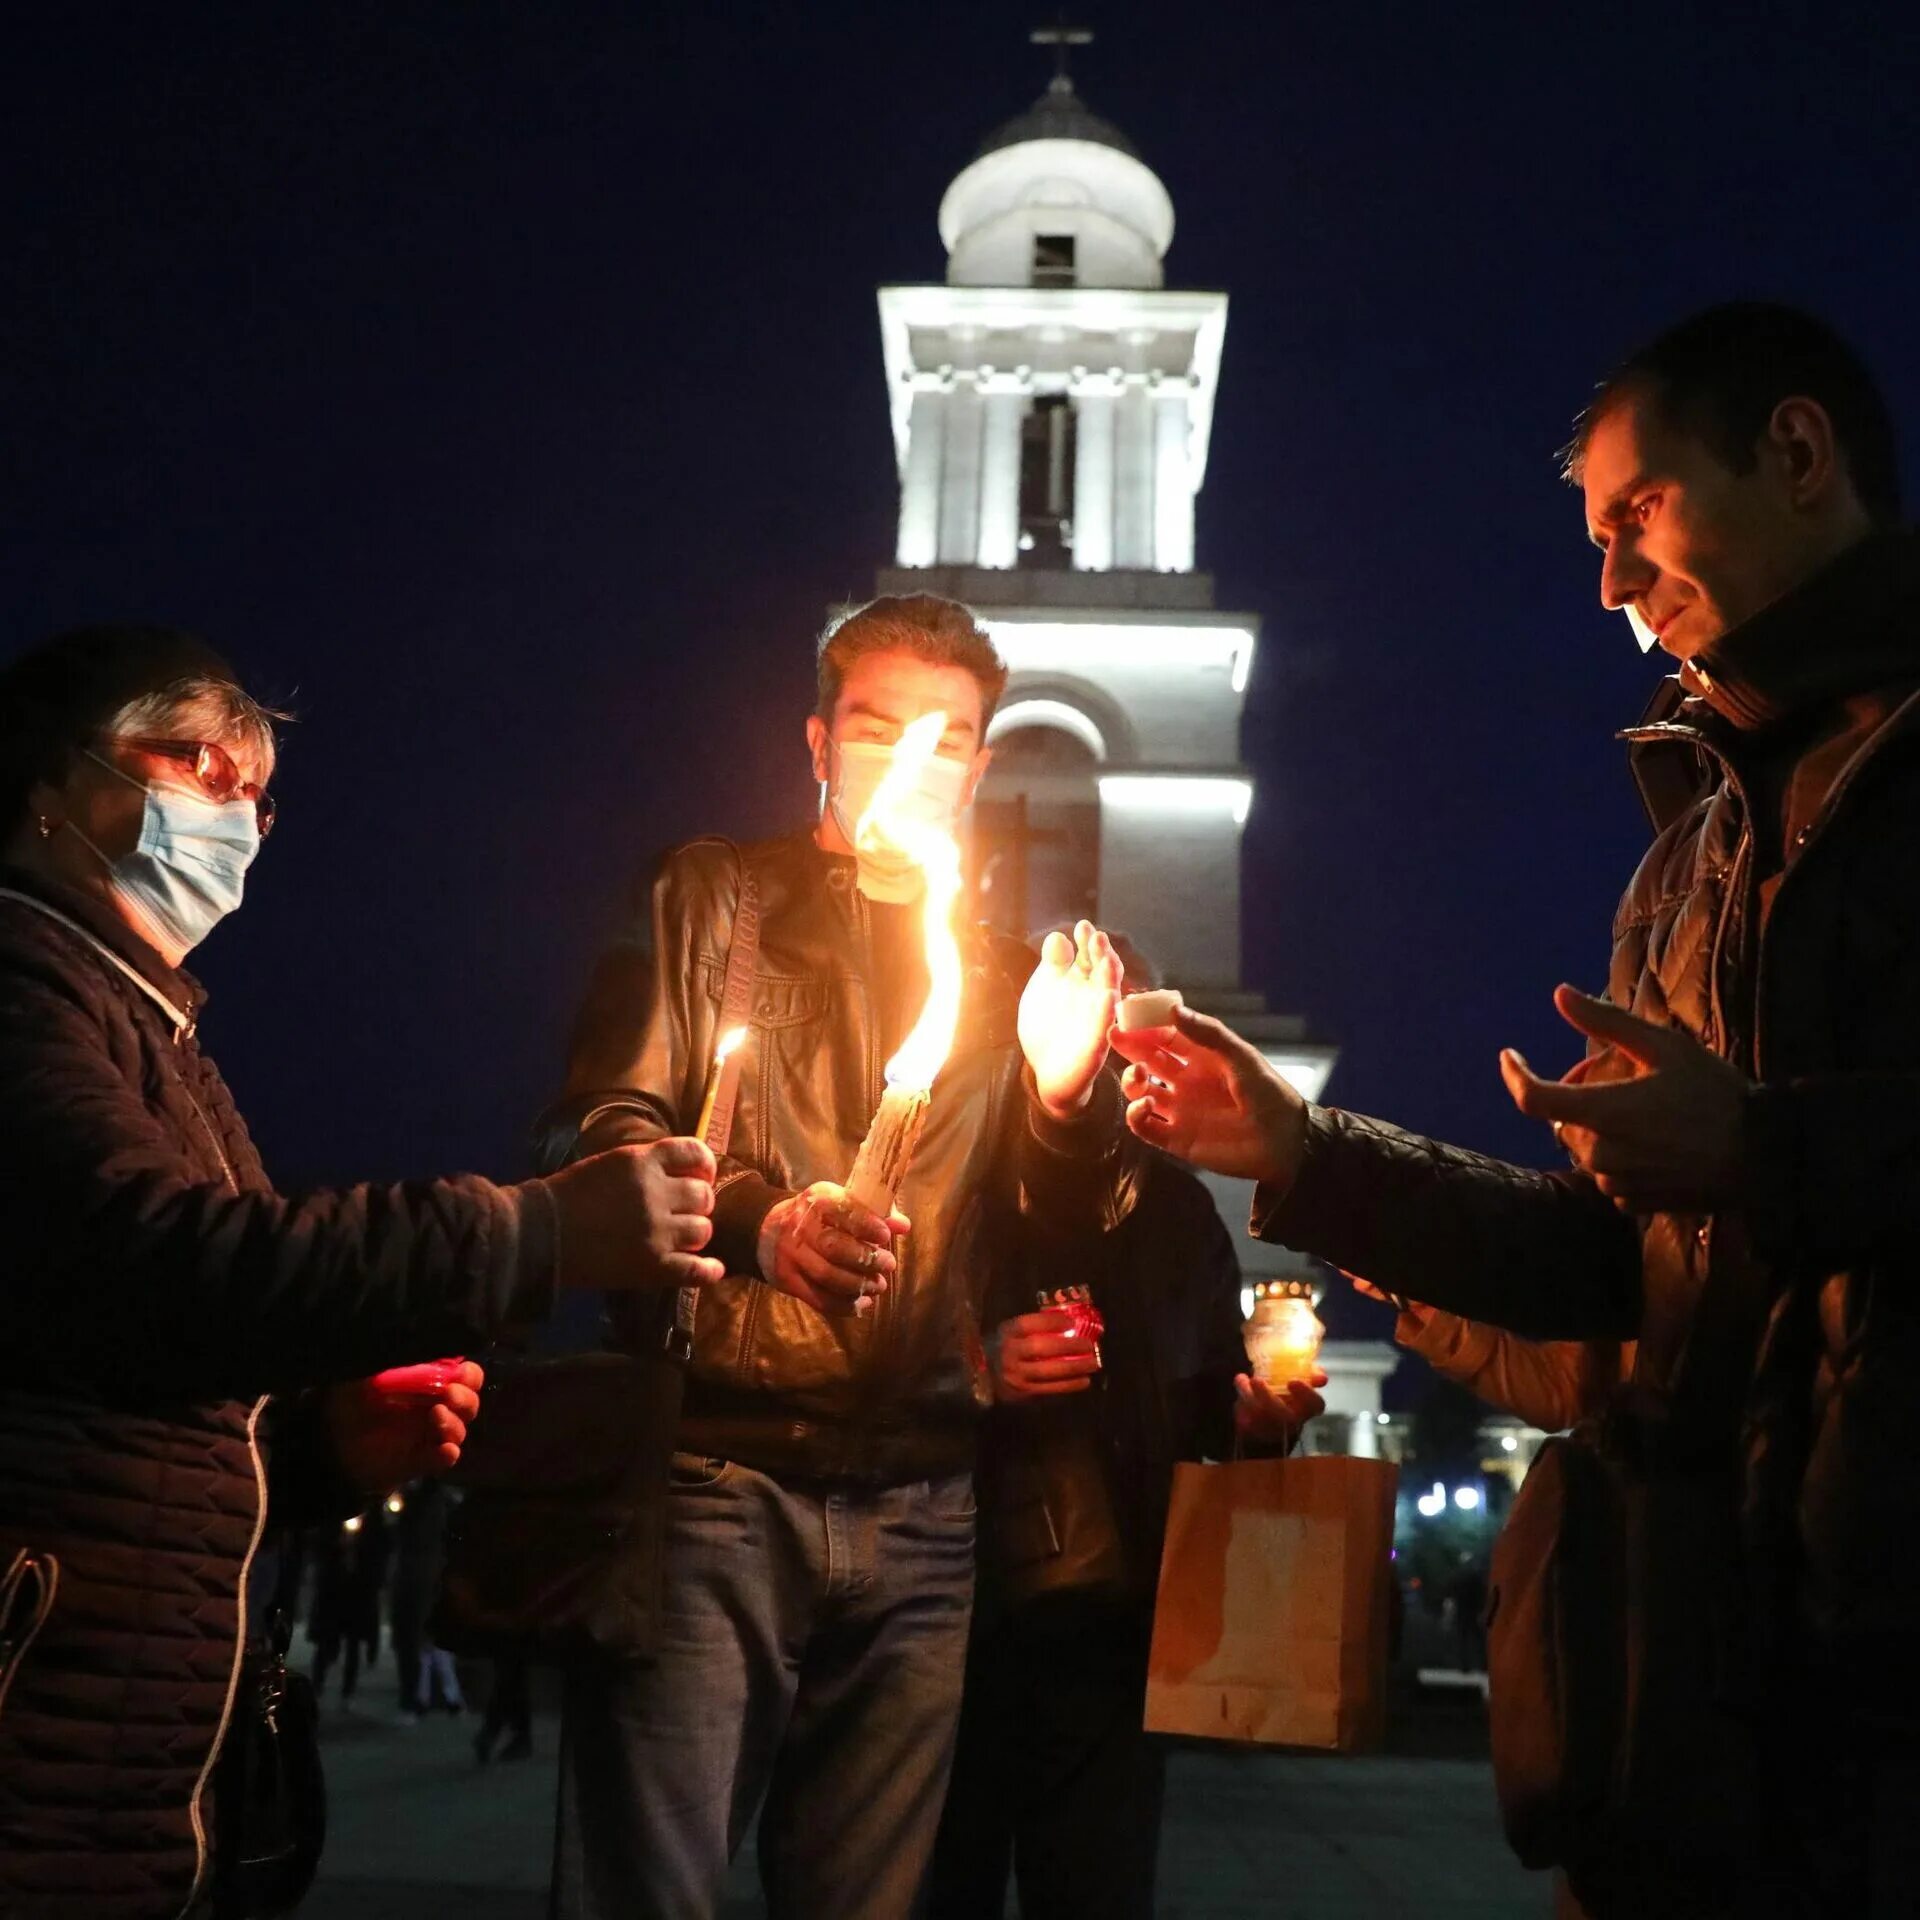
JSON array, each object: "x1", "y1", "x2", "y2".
[{"x1": 0, "y1": 625, "x2": 725, "y2": 1919}]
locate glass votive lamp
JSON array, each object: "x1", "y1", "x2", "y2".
[{"x1": 1244, "y1": 1279, "x2": 1325, "y2": 1389}]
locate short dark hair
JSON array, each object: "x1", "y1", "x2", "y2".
[
  {"x1": 817, "y1": 595, "x2": 1009, "y2": 731},
  {"x1": 1562, "y1": 302, "x2": 1901, "y2": 523},
  {"x1": 0, "y1": 625, "x2": 279, "y2": 832}
]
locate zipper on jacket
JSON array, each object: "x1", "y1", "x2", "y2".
[
  {"x1": 174, "y1": 1395, "x2": 270, "y2": 1920},
  {"x1": 0, "y1": 1550, "x2": 60, "y2": 1723},
  {"x1": 1748, "y1": 684, "x2": 1920, "y2": 1079},
  {"x1": 176, "y1": 1046, "x2": 239, "y2": 1194},
  {"x1": 1630, "y1": 689, "x2": 1920, "y2": 1081}
]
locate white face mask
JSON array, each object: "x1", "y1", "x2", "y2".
[{"x1": 826, "y1": 740, "x2": 972, "y2": 903}]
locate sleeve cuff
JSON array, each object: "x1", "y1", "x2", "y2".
[
  {"x1": 1023, "y1": 1061, "x2": 1124, "y2": 1158},
  {"x1": 711, "y1": 1168, "x2": 790, "y2": 1278},
  {"x1": 1248, "y1": 1106, "x2": 1328, "y2": 1241},
  {"x1": 502, "y1": 1179, "x2": 559, "y2": 1329}
]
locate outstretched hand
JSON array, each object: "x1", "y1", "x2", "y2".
[
  {"x1": 1500, "y1": 985, "x2": 1749, "y2": 1215},
  {"x1": 1234, "y1": 1368, "x2": 1327, "y2": 1449},
  {"x1": 1108, "y1": 1004, "x2": 1308, "y2": 1186},
  {"x1": 1019, "y1": 921, "x2": 1124, "y2": 1119}
]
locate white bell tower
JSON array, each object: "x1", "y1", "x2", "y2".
[
  {"x1": 874, "y1": 31, "x2": 1331, "y2": 1080},
  {"x1": 867, "y1": 32, "x2": 1395, "y2": 1453}
]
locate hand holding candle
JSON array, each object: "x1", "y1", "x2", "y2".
[
  {"x1": 757, "y1": 1182, "x2": 907, "y2": 1320},
  {"x1": 988, "y1": 1305, "x2": 1102, "y2": 1401},
  {"x1": 369, "y1": 1356, "x2": 467, "y2": 1403},
  {"x1": 329, "y1": 1358, "x2": 486, "y2": 1492}
]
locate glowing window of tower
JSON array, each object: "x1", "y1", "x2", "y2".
[{"x1": 1018, "y1": 396, "x2": 1076, "y2": 565}]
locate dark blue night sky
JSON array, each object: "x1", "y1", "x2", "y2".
[{"x1": 4, "y1": 3, "x2": 1914, "y2": 1349}]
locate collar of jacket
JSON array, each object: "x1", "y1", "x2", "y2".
[
  {"x1": 0, "y1": 864, "x2": 205, "y2": 1029},
  {"x1": 1617, "y1": 529, "x2": 1920, "y2": 832},
  {"x1": 1681, "y1": 526, "x2": 1920, "y2": 732}
]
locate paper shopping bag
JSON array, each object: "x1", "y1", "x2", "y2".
[{"x1": 1145, "y1": 1455, "x2": 1398, "y2": 1752}]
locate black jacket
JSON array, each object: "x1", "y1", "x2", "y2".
[
  {"x1": 977, "y1": 1149, "x2": 1257, "y2": 1617},
  {"x1": 1254, "y1": 529, "x2": 1920, "y2": 1696},
  {"x1": 534, "y1": 830, "x2": 1141, "y2": 1483},
  {"x1": 0, "y1": 874, "x2": 557, "y2": 1918}
]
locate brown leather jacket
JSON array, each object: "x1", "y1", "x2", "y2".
[{"x1": 534, "y1": 829, "x2": 1140, "y2": 1483}]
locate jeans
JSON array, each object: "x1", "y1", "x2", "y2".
[{"x1": 551, "y1": 1452, "x2": 976, "y2": 1920}]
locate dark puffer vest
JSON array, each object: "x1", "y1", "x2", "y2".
[{"x1": 0, "y1": 875, "x2": 554, "y2": 1918}]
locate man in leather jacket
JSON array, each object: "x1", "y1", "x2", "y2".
[
  {"x1": 1110, "y1": 304, "x2": 1917, "y2": 1918},
  {"x1": 536, "y1": 594, "x2": 1139, "y2": 1918}
]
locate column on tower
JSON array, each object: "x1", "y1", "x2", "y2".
[
  {"x1": 937, "y1": 370, "x2": 985, "y2": 565},
  {"x1": 975, "y1": 369, "x2": 1028, "y2": 570},
  {"x1": 1069, "y1": 369, "x2": 1117, "y2": 572},
  {"x1": 1112, "y1": 374, "x2": 1157, "y2": 569},
  {"x1": 895, "y1": 375, "x2": 949, "y2": 568},
  {"x1": 1153, "y1": 375, "x2": 1196, "y2": 572}
]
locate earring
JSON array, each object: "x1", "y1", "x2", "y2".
[{"x1": 36, "y1": 815, "x2": 53, "y2": 839}]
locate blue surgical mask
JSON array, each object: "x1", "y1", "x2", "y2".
[{"x1": 72, "y1": 752, "x2": 260, "y2": 953}]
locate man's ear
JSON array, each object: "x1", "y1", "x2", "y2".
[
  {"x1": 806, "y1": 714, "x2": 832, "y2": 787},
  {"x1": 1767, "y1": 396, "x2": 1844, "y2": 511},
  {"x1": 959, "y1": 743, "x2": 994, "y2": 812}
]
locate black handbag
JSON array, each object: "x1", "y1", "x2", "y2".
[
  {"x1": 432, "y1": 858, "x2": 760, "y2": 1665},
  {"x1": 209, "y1": 1609, "x2": 325, "y2": 1920}
]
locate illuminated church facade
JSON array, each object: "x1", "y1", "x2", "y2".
[{"x1": 865, "y1": 43, "x2": 1398, "y2": 1451}]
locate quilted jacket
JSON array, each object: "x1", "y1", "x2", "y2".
[{"x1": 0, "y1": 873, "x2": 556, "y2": 1918}]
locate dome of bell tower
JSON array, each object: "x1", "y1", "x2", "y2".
[{"x1": 937, "y1": 72, "x2": 1175, "y2": 292}]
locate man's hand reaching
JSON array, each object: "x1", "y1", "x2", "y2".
[
  {"x1": 1108, "y1": 1004, "x2": 1309, "y2": 1187},
  {"x1": 1501, "y1": 985, "x2": 1750, "y2": 1215}
]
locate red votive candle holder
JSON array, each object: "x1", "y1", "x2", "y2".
[
  {"x1": 1036, "y1": 1286, "x2": 1104, "y2": 1364},
  {"x1": 369, "y1": 1357, "x2": 465, "y2": 1401}
]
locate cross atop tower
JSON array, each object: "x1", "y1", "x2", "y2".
[{"x1": 1030, "y1": 18, "x2": 1093, "y2": 87}]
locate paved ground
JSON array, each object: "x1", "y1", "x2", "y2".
[{"x1": 294, "y1": 1675, "x2": 1547, "y2": 1919}]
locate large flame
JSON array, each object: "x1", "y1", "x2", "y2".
[{"x1": 853, "y1": 710, "x2": 965, "y2": 1092}]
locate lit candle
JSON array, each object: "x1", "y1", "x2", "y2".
[
  {"x1": 696, "y1": 1025, "x2": 749, "y2": 1149},
  {"x1": 1243, "y1": 1279, "x2": 1325, "y2": 1389},
  {"x1": 1117, "y1": 988, "x2": 1184, "y2": 1031},
  {"x1": 842, "y1": 710, "x2": 967, "y2": 1315},
  {"x1": 848, "y1": 1086, "x2": 931, "y2": 1220}
]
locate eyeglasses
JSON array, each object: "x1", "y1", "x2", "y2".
[{"x1": 112, "y1": 737, "x2": 277, "y2": 835}]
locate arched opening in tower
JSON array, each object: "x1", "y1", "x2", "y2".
[{"x1": 970, "y1": 723, "x2": 1100, "y2": 944}]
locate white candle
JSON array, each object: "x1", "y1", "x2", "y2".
[{"x1": 1117, "y1": 988, "x2": 1184, "y2": 1031}]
